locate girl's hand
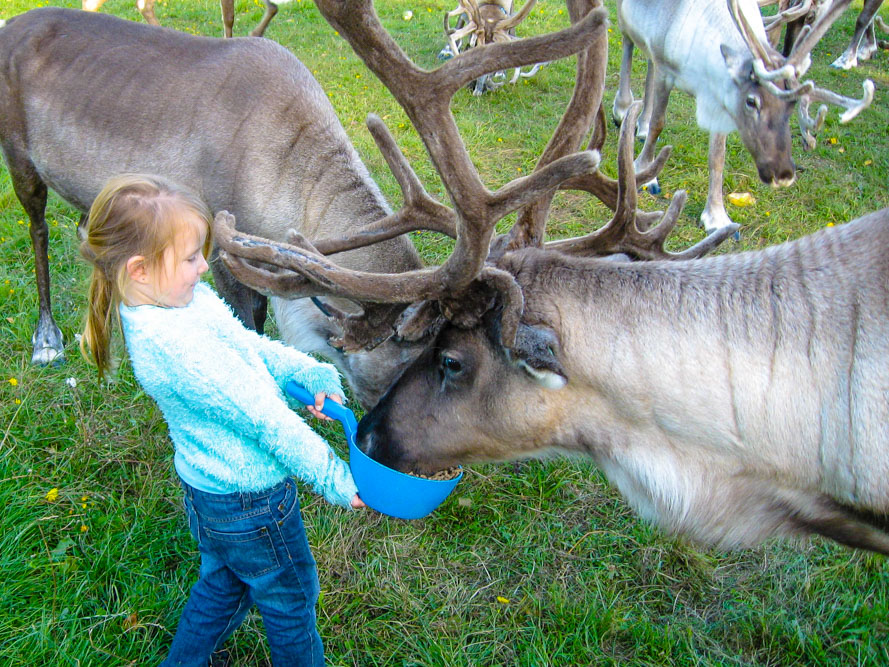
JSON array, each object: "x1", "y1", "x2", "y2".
[
  {"x1": 350, "y1": 494, "x2": 366, "y2": 509},
  {"x1": 306, "y1": 392, "x2": 343, "y2": 420}
]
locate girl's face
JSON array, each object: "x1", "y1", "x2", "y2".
[{"x1": 126, "y1": 213, "x2": 209, "y2": 308}]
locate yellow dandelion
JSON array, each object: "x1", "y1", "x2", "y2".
[
  {"x1": 829, "y1": 137, "x2": 838, "y2": 145},
  {"x1": 45, "y1": 488, "x2": 59, "y2": 502},
  {"x1": 80, "y1": 525, "x2": 89, "y2": 533},
  {"x1": 864, "y1": 159, "x2": 873, "y2": 166},
  {"x1": 81, "y1": 495, "x2": 88, "y2": 502},
  {"x1": 14, "y1": 399, "x2": 21, "y2": 405},
  {"x1": 827, "y1": 222, "x2": 835, "y2": 227},
  {"x1": 8, "y1": 378, "x2": 18, "y2": 387},
  {"x1": 496, "y1": 596, "x2": 510, "y2": 604}
]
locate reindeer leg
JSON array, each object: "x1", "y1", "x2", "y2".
[
  {"x1": 830, "y1": 0, "x2": 881, "y2": 69},
  {"x1": 636, "y1": 59, "x2": 656, "y2": 141},
  {"x1": 859, "y1": 20, "x2": 878, "y2": 61},
  {"x1": 699, "y1": 132, "x2": 737, "y2": 234},
  {"x1": 250, "y1": 1, "x2": 279, "y2": 38},
  {"x1": 136, "y1": 0, "x2": 159, "y2": 26},
  {"x1": 5, "y1": 152, "x2": 64, "y2": 364},
  {"x1": 220, "y1": 0, "x2": 235, "y2": 38},
  {"x1": 633, "y1": 67, "x2": 671, "y2": 196},
  {"x1": 611, "y1": 36, "x2": 635, "y2": 127}
]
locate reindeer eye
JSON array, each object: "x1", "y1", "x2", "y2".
[
  {"x1": 745, "y1": 95, "x2": 760, "y2": 111},
  {"x1": 441, "y1": 355, "x2": 463, "y2": 374}
]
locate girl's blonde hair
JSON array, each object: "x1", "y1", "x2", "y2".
[{"x1": 79, "y1": 174, "x2": 212, "y2": 379}]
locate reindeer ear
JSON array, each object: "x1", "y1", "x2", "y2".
[
  {"x1": 721, "y1": 44, "x2": 748, "y2": 80},
  {"x1": 507, "y1": 323, "x2": 567, "y2": 389}
]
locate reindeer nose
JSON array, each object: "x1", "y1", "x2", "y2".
[
  {"x1": 772, "y1": 172, "x2": 796, "y2": 189},
  {"x1": 760, "y1": 164, "x2": 796, "y2": 189}
]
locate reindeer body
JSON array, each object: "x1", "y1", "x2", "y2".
[
  {"x1": 359, "y1": 208, "x2": 889, "y2": 552},
  {"x1": 0, "y1": 8, "x2": 421, "y2": 406}
]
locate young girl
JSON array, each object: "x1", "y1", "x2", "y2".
[{"x1": 79, "y1": 173, "x2": 363, "y2": 666}]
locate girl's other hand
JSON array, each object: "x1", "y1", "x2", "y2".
[
  {"x1": 306, "y1": 392, "x2": 343, "y2": 420},
  {"x1": 351, "y1": 494, "x2": 366, "y2": 509}
]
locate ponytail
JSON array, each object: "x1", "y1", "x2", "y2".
[{"x1": 80, "y1": 266, "x2": 119, "y2": 380}]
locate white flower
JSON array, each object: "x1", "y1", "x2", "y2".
[
  {"x1": 66, "y1": 377, "x2": 77, "y2": 389},
  {"x1": 402, "y1": 10, "x2": 413, "y2": 20}
]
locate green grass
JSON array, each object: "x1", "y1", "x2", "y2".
[{"x1": 1, "y1": 0, "x2": 888, "y2": 664}]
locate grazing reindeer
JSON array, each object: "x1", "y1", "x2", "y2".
[
  {"x1": 0, "y1": 4, "x2": 651, "y2": 407},
  {"x1": 82, "y1": 0, "x2": 291, "y2": 37},
  {"x1": 612, "y1": 0, "x2": 873, "y2": 232},
  {"x1": 440, "y1": 0, "x2": 543, "y2": 94},
  {"x1": 217, "y1": 0, "x2": 889, "y2": 554},
  {"x1": 0, "y1": 6, "x2": 419, "y2": 406}
]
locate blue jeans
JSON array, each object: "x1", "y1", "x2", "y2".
[{"x1": 161, "y1": 478, "x2": 325, "y2": 667}]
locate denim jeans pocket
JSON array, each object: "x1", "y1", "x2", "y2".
[{"x1": 202, "y1": 524, "x2": 281, "y2": 578}]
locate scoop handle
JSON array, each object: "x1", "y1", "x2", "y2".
[{"x1": 284, "y1": 381, "x2": 358, "y2": 443}]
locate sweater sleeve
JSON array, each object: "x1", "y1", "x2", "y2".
[
  {"x1": 133, "y1": 329, "x2": 357, "y2": 508},
  {"x1": 204, "y1": 289, "x2": 344, "y2": 399}
]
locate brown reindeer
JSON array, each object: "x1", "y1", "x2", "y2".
[
  {"x1": 216, "y1": 0, "x2": 889, "y2": 554},
  {"x1": 0, "y1": 3, "x2": 661, "y2": 408},
  {"x1": 440, "y1": 0, "x2": 543, "y2": 94}
]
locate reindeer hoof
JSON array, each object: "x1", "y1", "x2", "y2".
[
  {"x1": 31, "y1": 326, "x2": 65, "y2": 366},
  {"x1": 31, "y1": 346, "x2": 64, "y2": 366},
  {"x1": 830, "y1": 53, "x2": 856, "y2": 70}
]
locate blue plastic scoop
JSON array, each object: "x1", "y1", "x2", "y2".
[{"x1": 285, "y1": 381, "x2": 462, "y2": 519}]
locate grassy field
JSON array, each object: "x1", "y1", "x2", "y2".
[{"x1": 1, "y1": 0, "x2": 888, "y2": 664}]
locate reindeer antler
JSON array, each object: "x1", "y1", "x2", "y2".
[
  {"x1": 216, "y1": 0, "x2": 608, "y2": 304},
  {"x1": 544, "y1": 104, "x2": 739, "y2": 260},
  {"x1": 215, "y1": 0, "x2": 735, "y2": 353}
]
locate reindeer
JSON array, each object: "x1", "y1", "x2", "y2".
[
  {"x1": 759, "y1": 0, "x2": 888, "y2": 69},
  {"x1": 440, "y1": 0, "x2": 543, "y2": 94},
  {"x1": 216, "y1": 0, "x2": 889, "y2": 555},
  {"x1": 0, "y1": 6, "x2": 421, "y2": 406},
  {"x1": 611, "y1": 0, "x2": 873, "y2": 232},
  {"x1": 0, "y1": 4, "x2": 657, "y2": 408},
  {"x1": 82, "y1": 0, "x2": 290, "y2": 37}
]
